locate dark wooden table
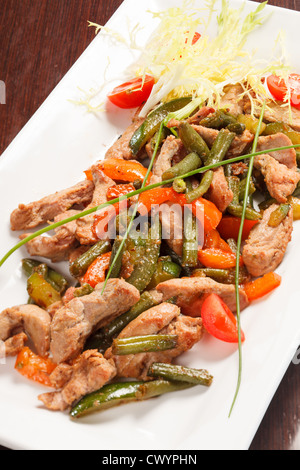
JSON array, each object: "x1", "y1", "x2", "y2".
[{"x1": 0, "y1": 0, "x2": 299, "y2": 451}]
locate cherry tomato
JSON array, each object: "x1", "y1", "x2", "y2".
[
  {"x1": 267, "y1": 73, "x2": 300, "y2": 110},
  {"x1": 201, "y1": 294, "x2": 245, "y2": 344},
  {"x1": 107, "y1": 75, "x2": 155, "y2": 109}
]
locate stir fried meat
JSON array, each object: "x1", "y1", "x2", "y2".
[
  {"x1": 242, "y1": 204, "x2": 293, "y2": 277},
  {"x1": 254, "y1": 154, "x2": 300, "y2": 203},
  {"x1": 50, "y1": 279, "x2": 140, "y2": 364},
  {"x1": 38, "y1": 350, "x2": 117, "y2": 411},
  {"x1": 10, "y1": 179, "x2": 94, "y2": 232},
  {"x1": 0, "y1": 305, "x2": 51, "y2": 357},
  {"x1": 156, "y1": 277, "x2": 249, "y2": 314},
  {"x1": 5, "y1": 79, "x2": 300, "y2": 415},
  {"x1": 105, "y1": 303, "x2": 203, "y2": 380}
]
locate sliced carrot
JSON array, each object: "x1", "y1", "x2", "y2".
[
  {"x1": 198, "y1": 248, "x2": 243, "y2": 269},
  {"x1": 83, "y1": 251, "x2": 112, "y2": 288},
  {"x1": 244, "y1": 272, "x2": 282, "y2": 302},
  {"x1": 204, "y1": 229, "x2": 233, "y2": 253},
  {"x1": 15, "y1": 347, "x2": 56, "y2": 387}
]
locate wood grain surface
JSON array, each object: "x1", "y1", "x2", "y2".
[{"x1": 1, "y1": 0, "x2": 300, "y2": 451}]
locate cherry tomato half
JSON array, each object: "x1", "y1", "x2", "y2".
[
  {"x1": 201, "y1": 294, "x2": 245, "y2": 344},
  {"x1": 107, "y1": 75, "x2": 155, "y2": 109},
  {"x1": 267, "y1": 73, "x2": 300, "y2": 110}
]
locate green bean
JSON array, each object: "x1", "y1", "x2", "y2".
[
  {"x1": 178, "y1": 121, "x2": 210, "y2": 161},
  {"x1": 112, "y1": 334, "x2": 178, "y2": 356},
  {"x1": 227, "y1": 176, "x2": 262, "y2": 221},
  {"x1": 84, "y1": 291, "x2": 160, "y2": 353},
  {"x1": 109, "y1": 236, "x2": 126, "y2": 279},
  {"x1": 182, "y1": 214, "x2": 199, "y2": 268},
  {"x1": 73, "y1": 283, "x2": 94, "y2": 297},
  {"x1": 172, "y1": 178, "x2": 187, "y2": 193},
  {"x1": 160, "y1": 243, "x2": 193, "y2": 277},
  {"x1": 22, "y1": 259, "x2": 68, "y2": 294},
  {"x1": 162, "y1": 152, "x2": 202, "y2": 181},
  {"x1": 192, "y1": 267, "x2": 250, "y2": 285},
  {"x1": 70, "y1": 379, "x2": 194, "y2": 418},
  {"x1": 200, "y1": 110, "x2": 237, "y2": 129},
  {"x1": 148, "y1": 362, "x2": 213, "y2": 387},
  {"x1": 126, "y1": 225, "x2": 162, "y2": 292},
  {"x1": 147, "y1": 256, "x2": 181, "y2": 290},
  {"x1": 69, "y1": 240, "x2": 111, "y2": 278},
  {"x1": 239, "y1": 177, "x2": 256, "y2": 201},
  {"x1": 226, "y1": 122, "x2": 246, "y2": 135},
  {"x1": 268, "y1": 204, "x2": 291, "y2": 228},
  {"x1": 27, "y1": 272, "x2": 62, "y2": 308},
  {"x1": 226, "y1": 238, "x2": 238, "y2": 254},
  {"x1": 185, "y1": 170, "x2": 214, "y2": 203},
  {"x1": 130, "y1": 97, "x2": 192, "y2": 155},
  {"x1": 205, "y1": 129, "x2": 235, "y2": 167}
]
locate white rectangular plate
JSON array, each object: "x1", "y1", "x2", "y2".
[{"x1": 1, "y1": 0, "x2": 300, "y2": 450}]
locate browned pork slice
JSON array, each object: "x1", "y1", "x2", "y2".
[
  {"x1": 262, "y1": 101, "x2": 300, "y2": 132},
  {"x1": 3, "y1": 332, "x2": 28, "y2": 357},
  {"x1": 105, "y1": 303, "x2": 203, "y2": 380},
  {"x1": 254, "y1": 154, "x2": 300, "y2": 203},
  {"x1": 192, "y1": 125, "x2": 254, "y2": 157},
  {"x1": 38, "y1": 350, "x2": 117, "y2": 411},
  {"x1": 207, "y1": 167, "x2": 234, "y2": 212},
  {"x1": 156, "y1": 277, "x2": 249, "y2": 314},
  {"x1": 257, "y1": 133, "x2": 297, "y2": 169},
  {"x1": 20, "y1": 210, "x2": 80, "y2": 263},
  {"x1": 219, "y1": 84, "x2": 245, "y2": 115},
  {"x1": 75, "y1": 166, "x2": 115, "y2": 245},
  {"x1": 50, "y1": 279, "x2": 140, "y2": 364},
  {"x1": 242, "y1": 203, "x2": 293, "y2": 277},
  {"x1": 105, "y1": 117, "x2": 145, "y2": 160},
  {"x1": 10, "y1": 180, "x2": 94, "y2": 231},
  {"x1": 0, "y1": 305, "x2": 51, "y2": 356},
  {"x1": 152, "y1": 135, "x2": 186, "y2": 179}
]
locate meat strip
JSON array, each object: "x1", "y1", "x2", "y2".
[
  {"x1": 152, "y1": 135, "x2": 186, "y2": 179},
  {"x1": 75, "y1": 166, "x2": 115, "y2": 245},
  {"x1": 105, "y1": 117, "x2": 145, "y2": 160},
  {"x1": 20, "y1": 210, "x2": 80, "y2": 263},
  {"x1": 242, "y1": 203, "x2": 293, "y2": 277},
  {"x1": 50, "y1": 279, "x2": 140, "y2": 364},
  {"x1": 192, "y1": 125, "x2": 254, "y2": 157},
  {"x1": 207, "y1": 167, "x2": 234, "y2": 212},
  {"x1": 254, "y1": 153, "x2": 300, "y2": 203},
  {"x1": 38, "y1": 350, "x2": 116, "y2": 411},
  {"x1": 2, "y1": 332, "x2": 28, "y2": 357},
  {"x1": 156, "y1": 277, "x2": 249, "y2": 314},
  {"x1": 256, "y1": 133, "x2": 297, "y2": 170},
  {"x1": 0, "y1": 305, "x2": 51, "y2": 356},
  {"x1": 219, "y1": 84, "x2": 245, "y2": 115},
  {"x1": 105, "y1": 302, "x2": 203, "y2": 380},
  {"x1": 10, "y1": 180, "x2": 94, "y2": 231}
]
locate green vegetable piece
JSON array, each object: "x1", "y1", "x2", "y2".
[
  {"x1": 178, "y1": 121, "x2": 210, "y2": 161},
  {"x1": 70, "y1": 379, "x2": 194, "y2": 418},
  {"x1": 200, "y1": 109, "x2": 237, "y2": 129},
  {"x1": 147, "y1": 256, "x2": 181, "y2": 290},
  {"x1": 148, "y1": 362, "x2": 213, "y2": 387},
  {"x1": 69, "y1": 240, "x2": 111, "y2": 278},
  {"x1": 185, "y1": 170, "x2": 214, "y2": 203},
  {"x1": 129, "y1": 97, "x2": 192, "y2": 155},
  {"x1": 27, "y1": 272, "x2": 62, "y2": 308},
  {"x1": 111, "y1": 334, "x2": 178, "y2": 356},
  {"x1": 182, "y1": 214, "x2": 199, "y2": 268},
  {"x1": 236, "y1": 114, "x2": 267, "y2": 135},
  {"x1": 22, "y1": 258, "x2": 68, "y2": 294},
  {"x1": 73, "y1": 284, "x2": 94, "y2": 297},
  {"x1": 162, "y1": 152, "x2": 202, "y2": 181},
  {"x1": 205, "y1": 128, "x2": 235, "y2": 167},
  {"x1": 109, "y1": 236, "x2": 126, "y2": 279},
  {"x1": 268, "y1": 204, "x2": 291, "y2": 228}
]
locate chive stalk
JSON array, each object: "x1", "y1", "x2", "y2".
[{"x1": 228, "y1": 101, "x2": 266, "y2": 417}]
